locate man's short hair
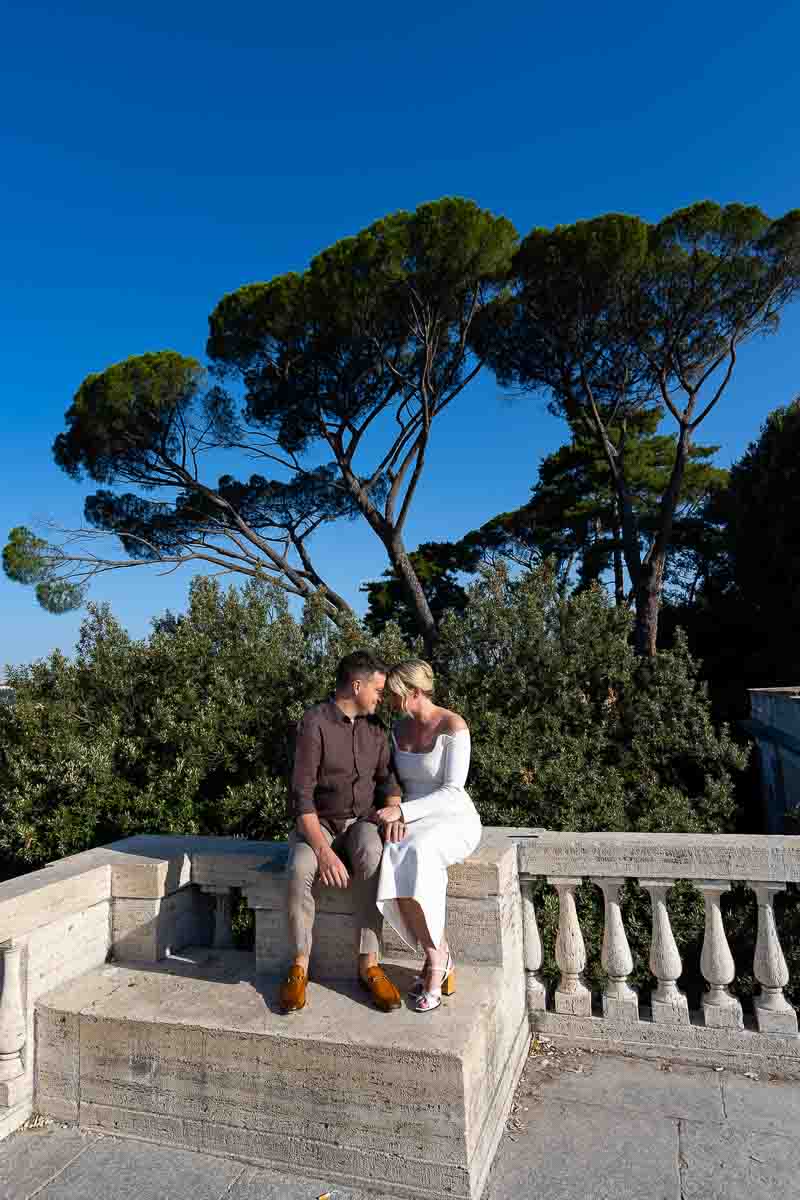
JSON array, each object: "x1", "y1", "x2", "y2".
[{"x1": 335, "y1": 650, "x2": 388, "y2": 691}]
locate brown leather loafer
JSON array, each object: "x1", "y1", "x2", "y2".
[
  {"x1": 279, "y1": 966, "x2": 308, "y2": 1013},
  {"x1": 359, "y1": 965, "x2": 402, "y2": 1011}
]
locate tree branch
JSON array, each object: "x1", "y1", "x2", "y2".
[{"x1": 689, "y1": 338, "x2": 737, "y2": 431}]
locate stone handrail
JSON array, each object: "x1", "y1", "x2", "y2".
[{"x1": 517, "y1": 832, "x2": 800, "y2": 1072}]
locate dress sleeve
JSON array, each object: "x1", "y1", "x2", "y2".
[
  {"x1": 374, "y1": 731, "x2": 402, "y2": 805},
  {"x1": 399, "y1": 730, "x2": 471, "y2": 823}
]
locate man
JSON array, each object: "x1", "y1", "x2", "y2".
[{"x1": 278, "y1": 650, "x2": 405, "y2": 1014}]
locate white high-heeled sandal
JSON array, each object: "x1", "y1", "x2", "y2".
[
  {"x1": 414, "y1": 951, "x2": 455, "y2": 1013},
  {"x1": 408, "y1": 953, "x2": 442, "y2": 997},
  {"x1": 408, "y1": 953, "x2": 436, "y2": 997},
  {"x1": 408, "y1": 971, "x2": 426, "y2": 998}
]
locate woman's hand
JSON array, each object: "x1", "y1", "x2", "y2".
[{"x1": 374, "y1": 806, "x2": 406, "y2": 843}]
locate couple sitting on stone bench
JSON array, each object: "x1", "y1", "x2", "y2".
[{"x1": 280, "y1": 650, "x2": 482, "y2": 1015}]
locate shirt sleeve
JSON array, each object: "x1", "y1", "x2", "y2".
[
  {"x1": 400, "y1": 730, "x2": 471, "y2": 822},
  {"x1": 290, "y1": 713, "x2": 322, "y2": 817},
  {"x1": 374, "y1": 731, "x2": 403, "y2": 805}
]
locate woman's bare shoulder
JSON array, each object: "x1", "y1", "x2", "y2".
[{"x1": 438, "y1": 709, "x2": 468, "y2": 735}]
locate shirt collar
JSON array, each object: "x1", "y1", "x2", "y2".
[{"x1": 326, "y1": 697, "x2": 361, "y2": 725}]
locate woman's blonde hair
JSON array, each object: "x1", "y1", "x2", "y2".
[{"x1": 386, "y1": 658, "x2": 435, "y2": 703}]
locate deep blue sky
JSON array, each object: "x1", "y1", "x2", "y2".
[{"x1": 3, "y1": 0, "x2": 800, "y2": 668}]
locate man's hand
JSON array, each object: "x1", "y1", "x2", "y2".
[{"x1": 315, "y1": 843, "x2": 350, "y2": 888}]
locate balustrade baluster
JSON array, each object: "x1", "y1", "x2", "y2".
[
  {"x1": 520, "y1": 879, "x2": 546, "y2": 1012},
  {"x1": 206, "y1": 887, "x2": 235, "y2": 949},
  {"x1": 641, "y1": 881, "x2": 690, "y2": 1025},
  {"x1": 593, "y1": 878, "x2": 638, "y2": 1022},
  {"x1": 748, "y1": 882, "x2": 798, "y2": 1036},
  {"x1": 548, "y1": 877, "x2": 591, "y2": 1016},
  {"x1": 698, "y1": 881, "x2": 743, "y2": 1029},
  {"x1": 0, "y1": 941, "x2": 26, "y2": 1106}
]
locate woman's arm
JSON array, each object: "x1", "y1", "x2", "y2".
[
  {"x1": 399, "y1": 729, "x2": 471, "y2": 823},
  {"x1": 374, "y1": 727, "x2": 403, "y2": 807}
]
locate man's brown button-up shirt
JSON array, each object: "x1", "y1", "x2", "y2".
[{"x1": 289, "y1": 699, "x2": 402, "y2": 835}]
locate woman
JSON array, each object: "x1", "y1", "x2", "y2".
[{"x1": 373, "y1": 660, "x2": 482, "y2": 1012}]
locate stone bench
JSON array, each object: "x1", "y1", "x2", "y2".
[
  {"x1": 189, "y1": 827, "x2": 526, "y2": 979},
  {"x1": 5, "y1": 829, "x2": 531, "y2": 1200}
]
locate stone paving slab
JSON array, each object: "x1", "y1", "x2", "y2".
[
  {"x1": 519, "y1": 1052, "x2": 726, "y2": 1123},
  {"x1": 0, "y1": 1128, "x2": 97, "y2": 1200},
  {"x1": 225, "y1": 1164, "x2": 394, "y2": 1199},
  {"x1": 484, "y1": 1096, "x2": 680, "y2": 1200},
  {"x1": 721, "y1": 1069, "x2": 800, "y2": 1135},
  {"x1": 33, "y1": 1137, "x2": 244, "y2": 1200},
  {"x1": 679, "y1": 1119, "x2": 799, "y2": 1200}
]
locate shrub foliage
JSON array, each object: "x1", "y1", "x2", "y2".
[{"x1": 8, "y1": 568, "x2": 792, "y2": 1004}]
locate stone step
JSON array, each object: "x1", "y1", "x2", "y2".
[{"x1": 34, "y1": 948, "x2": 530, "y2": 1200}]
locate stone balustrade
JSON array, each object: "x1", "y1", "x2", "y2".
[
  {"x1": 518, "y1": 832, "x2": 800, "y2": 1073},
  {"x1": 2, "y1": 827, "x2": 800, "y2": 1144}
]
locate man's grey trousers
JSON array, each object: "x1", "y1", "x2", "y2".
[{"x1": 286, "y1": 817, "x2": 384, "y2": 959}]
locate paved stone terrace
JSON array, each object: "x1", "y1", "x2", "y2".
[{"x1": 2, "y1": 1048, "x2": 798, "y2": 1200}]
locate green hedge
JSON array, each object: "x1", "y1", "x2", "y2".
[{"x1": 4, "y1": 567, "x2": 795, "y2": 1005}]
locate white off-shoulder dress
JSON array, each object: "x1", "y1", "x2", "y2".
[{"x1": 376, "y1": 729, "x2": 482, "y2": 951}]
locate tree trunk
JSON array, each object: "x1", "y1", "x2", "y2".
[
  {"x1": 631, "y1": 425, "x2": 692, "y2": 657},
  {"x1": 612, "y1": 512, "x2": 625, "y2": 608},
  {"x1": 334, "y1": 461, "x2": 438, "y2": 650},
  {"x1": 633, "y1": 553, "x2": 665, "y2": 657},
  {"x1": 387, "y1": 539, "x2": 438, "y2": 653}
]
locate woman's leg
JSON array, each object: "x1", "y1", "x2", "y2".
[
  {"x1": 395, "y1": 898, "x2": 436, "y2": 952},
  {"x1": 394, "y1": 897, "x2": 450, "y2": 994}
]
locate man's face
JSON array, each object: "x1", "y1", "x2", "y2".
[{"x1": 353, "y1": 671, "x2": 386, "y2": 716}]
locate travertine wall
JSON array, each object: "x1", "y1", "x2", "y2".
[
  {"x1": 0, "y1": 837, "x2": 217, "y2": 1136},
  {"x1": 27, "y1": 828, "x2": 531, "y2": 1200}
]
